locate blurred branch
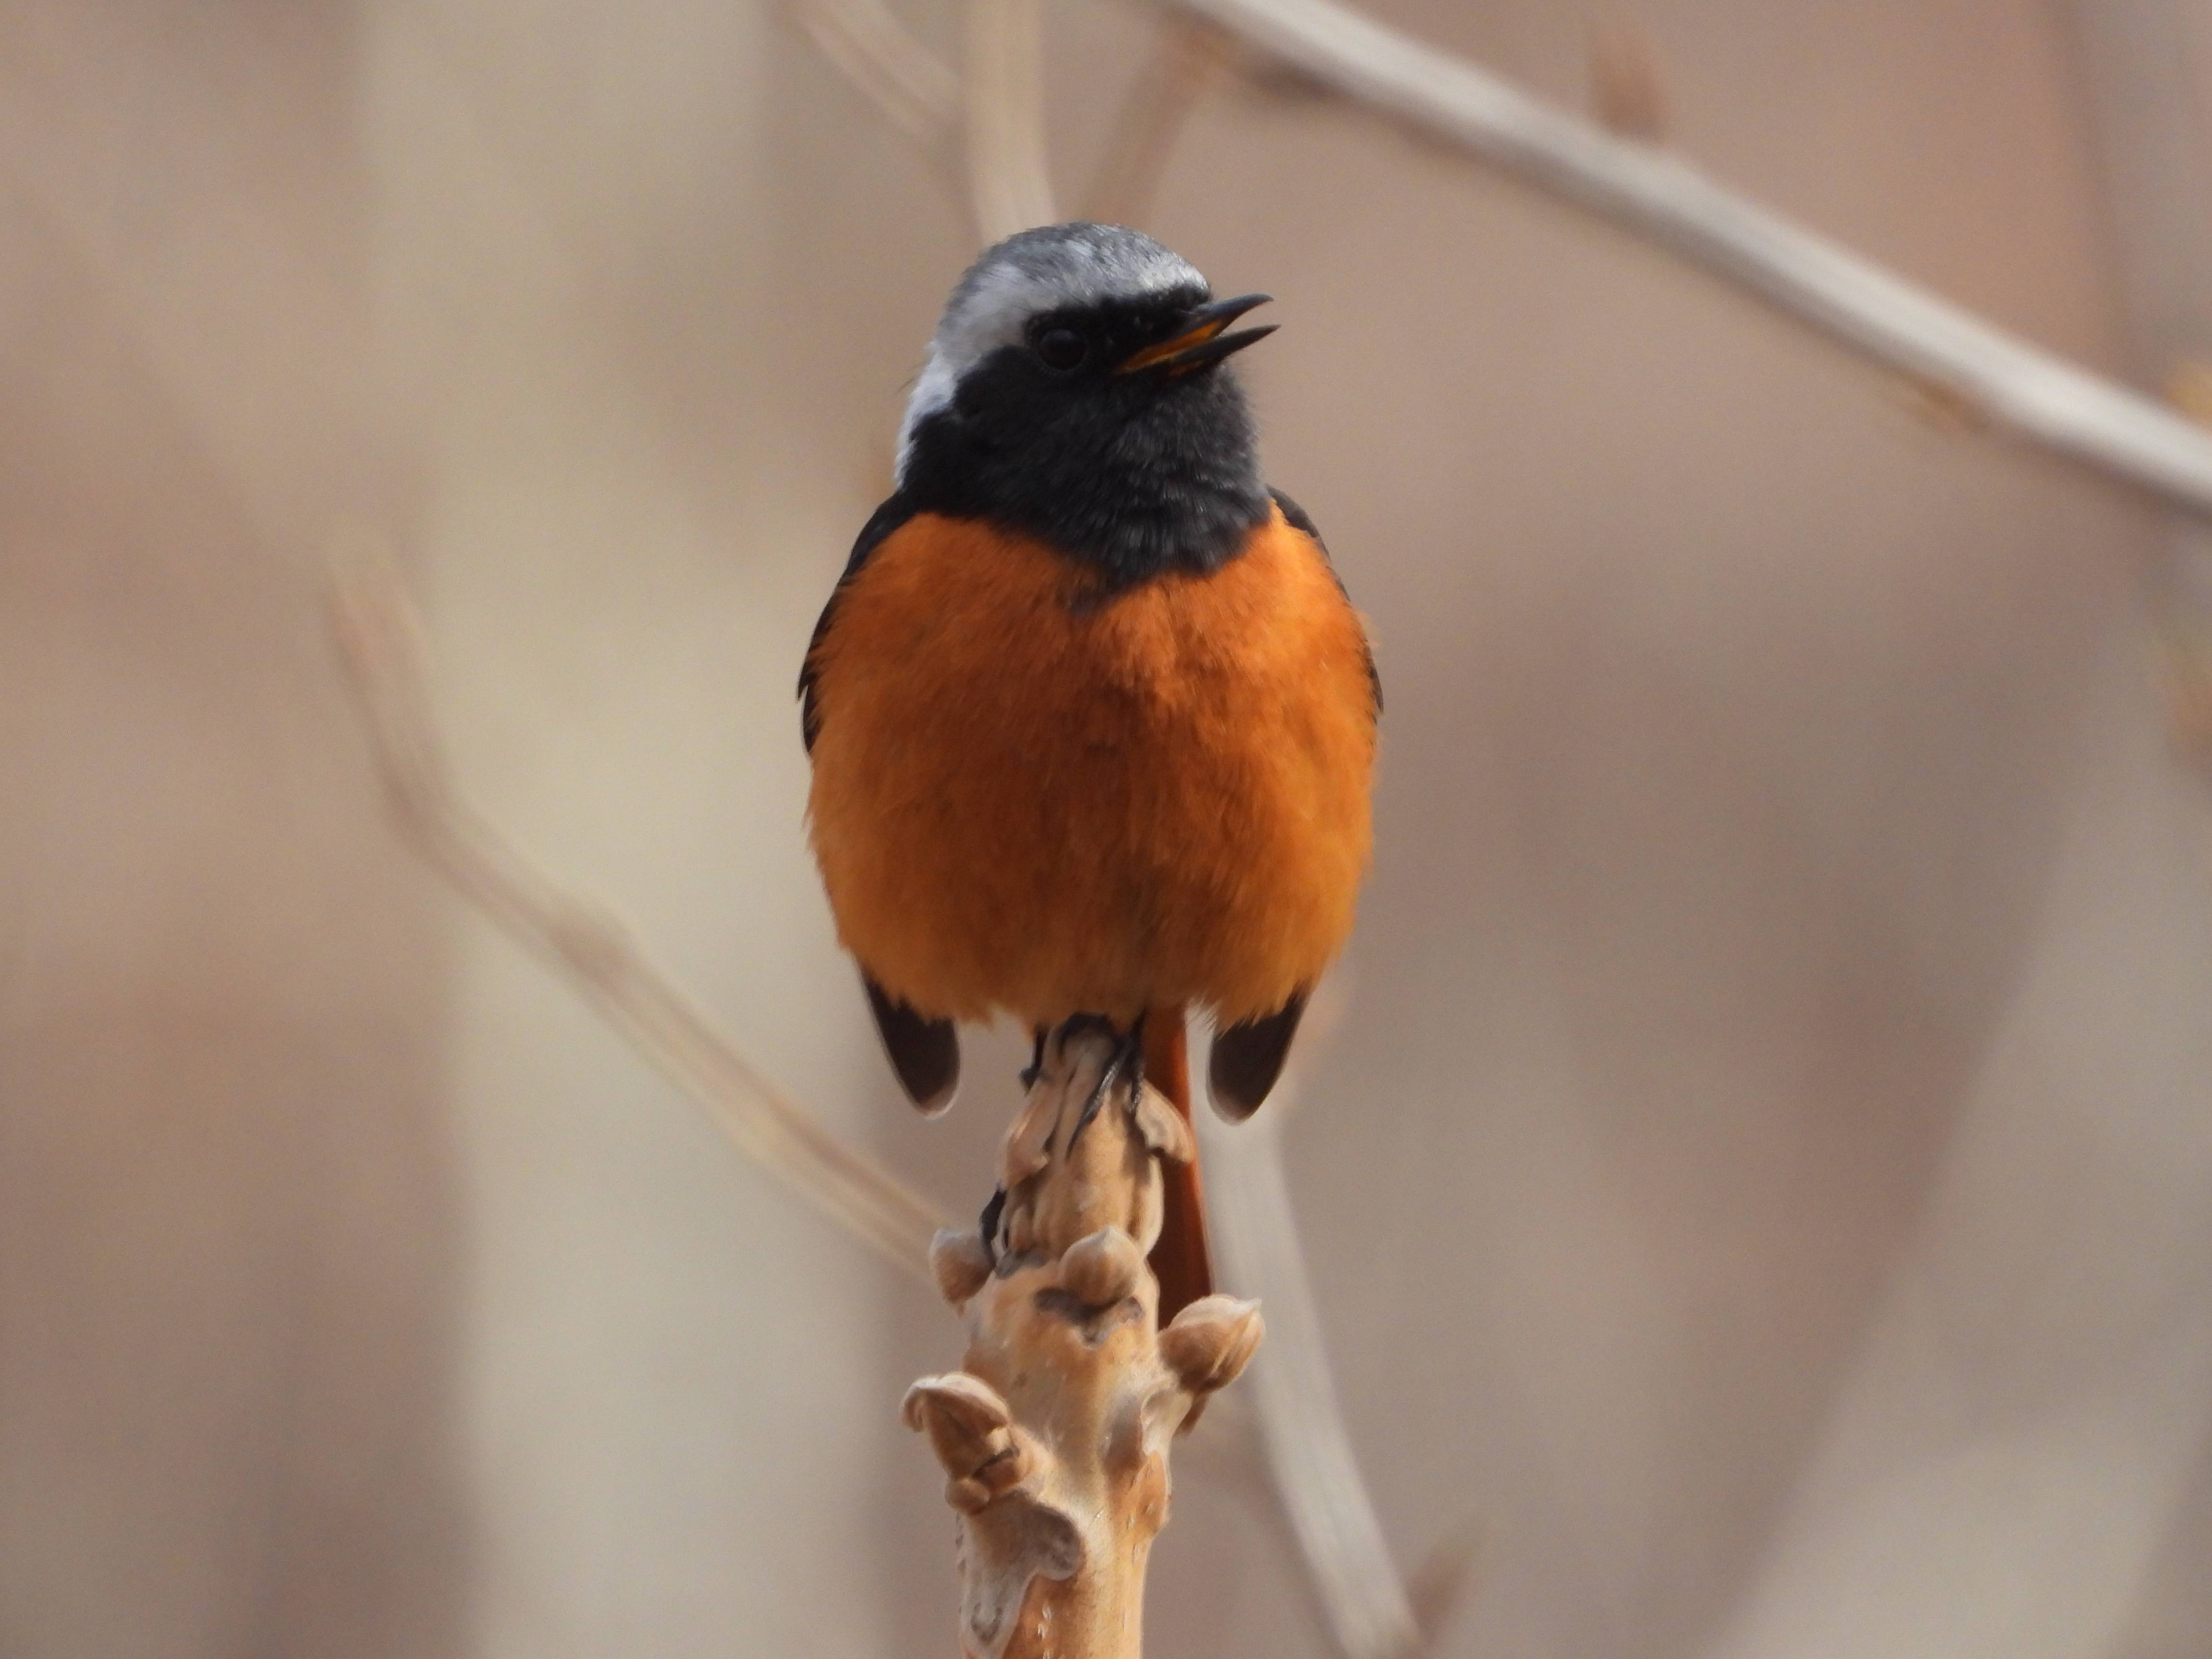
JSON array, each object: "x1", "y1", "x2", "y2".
[
  {"x1": 791, "y1": 0, "x2": 961, "y2": 142},
  {"x1": 964, "y1": 0, "x2": 1058, "y2": 237},
  {"x1": 1199, "y1": 985, "x2": 1475, "y2": 1659},
  {"x1": 1202, "y1": 1120, "x2": 1419, "y2": 1658},
  {"x1": 326, "y1": 539, "x2": 949, "y2": 1283},
  {"x1": 1171, "y1": 0, "x2": 2212, "y2": 521},
  {"x1": 1082, "y1": 17, "x2": 1234, "y2": 227},
  {"x1": 795, "y1": 0, "x2": 1056, "y2": 241}
]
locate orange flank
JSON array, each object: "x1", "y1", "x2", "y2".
[{"x1": 804, "y1": 502, "x2": 1377, "y2": 1033}]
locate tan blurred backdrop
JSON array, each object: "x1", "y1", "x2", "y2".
[{"x1": 5, "y1": 1, "x2": 2212, "y2": 1655}]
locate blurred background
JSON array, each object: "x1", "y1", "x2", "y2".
[{"x1": 6, "y1": 0, "x2": 2212, "y2": 1655}]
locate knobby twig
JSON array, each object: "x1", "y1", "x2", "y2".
[
  {"x1": 326, "y1": 540, "x2": 949, "y2": 1282},
  {"x1": 912, "y1": 1024, "x2": 1262, "y2": 1659}
]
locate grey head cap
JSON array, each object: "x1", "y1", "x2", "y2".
[{"x1": 895, "y1": 222, "x2": 1209, "y2": 482}]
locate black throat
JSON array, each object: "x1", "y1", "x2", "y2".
[{"x1": 898, "y1": 348, "x2": 1272, "y2": 591}]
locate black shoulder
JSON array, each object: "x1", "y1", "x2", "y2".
[
  {"x1": 1269, "y1": 486, "x2": 1324, "y2": 548},
  {"x1": 800, "y1": 491, "x2": 917, "y2": 754},
  {"x1": 1269, "y1": 487, "x2": 1381, "y2": 718}
]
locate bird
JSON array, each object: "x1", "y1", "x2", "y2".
[{"x1": 800, "y1": 222, "x2": 1377, "y2": 1319}]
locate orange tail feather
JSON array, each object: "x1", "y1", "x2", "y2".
[{"x1": 1144, "y1": 1005, "x2": 1212, "y2": 1322}]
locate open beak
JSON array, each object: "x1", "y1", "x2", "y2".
[{"x1": 1115, "y1": 293, "x2": 1276, "y2": 375}]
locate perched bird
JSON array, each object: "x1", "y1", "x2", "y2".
[{"x1": 801, "y1": 223, "x2": 1377, "y2": 1317}]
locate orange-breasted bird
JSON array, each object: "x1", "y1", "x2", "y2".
[{"x1": 801, "y1": 223, "x2": 1377, "y2": 1317}]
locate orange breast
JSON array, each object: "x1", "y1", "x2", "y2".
[{"x1": 805, "y1": 505, "x2": 1376, "y2": 1028}]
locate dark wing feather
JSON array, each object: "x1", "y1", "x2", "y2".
[
  {"x1": 1207, "y1": 992, "x2": 1307, "y2": 1121},
  {"x1": 863, "y1": 974, "x2": 960, "y2": 1115},
  {"x1": 1269, "y1": 486, "x2": 1381, "y2": 718},
  {"x1": 799, "y1": 490, "x2": 917, "y2": 753}
]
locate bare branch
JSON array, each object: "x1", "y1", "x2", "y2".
[
  {"x1": 325, "y1": 538, "x2": 950, "y2": 1282},
  {"x1": 1082, "y1": 17, "x2": 1236, "y2": 228},
  {"x1": 791, "y1": 0, "x2": 961, "y2": 142},
  {"x1": 1174, "y1": 0, "x2": 2212, "y2": 520},
  {"x1": 1196, "y1": 983, "x2": 1460, "y2": 1659},
  {"x1": 794, "y1": 0, "x2": 1057, "y2": 261},
  {"x1": 965, "y1": 0, "x2": 1058, "y2": 239}
]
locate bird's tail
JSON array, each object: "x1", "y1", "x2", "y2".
[{"x1": 1144, "y1": 1004, "x2": 1213, "y2": 1322}]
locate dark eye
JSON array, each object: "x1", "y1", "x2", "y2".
[{"x1": 1031, "y1": 326, "x2": 1086, "y2": 373}]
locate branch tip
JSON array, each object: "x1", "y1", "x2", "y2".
[
  {"x1": 1058, "y1": 1226, "x2": 1147, "y2": 1308},
  {"x1": 1160, "y1": 1294, "x2": 1264, "y2": 1397},
  {"x1": 932, "y1": 1227, "x2": 996, "y2": 1306}
]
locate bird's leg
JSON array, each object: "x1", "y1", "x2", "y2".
[
  {"x1": 985, "y1": 1028, "x2": 1048, "y2": 1266},
  {"x1": 1068, "y1": 1013, "x2": 1145, "y2": 1149}
]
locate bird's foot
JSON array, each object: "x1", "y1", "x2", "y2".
[{"x1": 1065, "y1": 1014, "x2": 1144, "y2": 1150}]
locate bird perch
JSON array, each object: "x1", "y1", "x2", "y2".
[{"x1": 910, "y1": 1022, "x2": 1262, "y2": 1659}]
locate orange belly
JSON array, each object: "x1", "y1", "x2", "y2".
[{"x1": 805, "y1": 505, "x2": 1376, "y2": 1029}]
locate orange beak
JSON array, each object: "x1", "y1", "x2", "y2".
[{"x1": 1115, "y1": 293, "x2": 1276, "y2": 375}]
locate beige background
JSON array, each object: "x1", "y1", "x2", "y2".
[{"x1": 4, "y1": 1, "x2": 2211, "y2": 1655}]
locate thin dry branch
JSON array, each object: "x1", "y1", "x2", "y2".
[
  {"x1": 1196, "y1": 984, "x2": 1472, "y2": 1659},
  {"x1": 792, "y1": 0, "x2": 961, "y2": 141},
  {"x1": 1174, "y1": 0, "x2": 2212, "y2": 520},
  {"x1": 326, "y1": 540, "x2": 949, "y2": 1281},
  {"x1": 1082, "y1": 17, "x2": 1236, "y2": 228},
  {"x1": 964, "y1": 0, "x2": 1058, "y2": 238},
  {"x1": 795, "y1": 0, "x2": 1055, "y2": 248}
]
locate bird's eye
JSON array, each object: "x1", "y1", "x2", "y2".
[{"x1": 1031, "y1": 326, "x2": 1086, "y2": 373}]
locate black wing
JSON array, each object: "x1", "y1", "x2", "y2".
[
  {"x1": 799, "y1": 490, "x2": 917, "y2": 754},
  {"x1": 1208, "y1": 992, "x2": 1307, "y2": 1122},
  {"x1": 864, "y1": 974, "x2": 960, "y2": 1115},
  {"x1": 1269, "y1": 486, "x2": 1381, "y2": 718}
]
